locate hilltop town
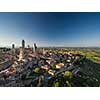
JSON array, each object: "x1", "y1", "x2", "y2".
[{"x1": 0, "y1": 40, "x2": 100, "y2": 87}]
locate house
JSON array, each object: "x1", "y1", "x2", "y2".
[{"x1": 56, "y1": 63, "x2": 64, "y2": 69}]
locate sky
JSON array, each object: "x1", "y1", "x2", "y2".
[{"x1": 0, "y1": 12, "x2": 100, "y2": 47}]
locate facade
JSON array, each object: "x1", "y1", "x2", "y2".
[
  {"x1": 22, "y1": 40, "x2": 25, "y2": 48},
  {"x1": 11, "y1": 44, "x2": 15, "y2": 56},
  {"x1": 18, "y1": 47, "x2": 24, "y2": 61},
  {"x1": 34, "y1": 43, "x2": 37, "y2": 53},
  {"x1": 12, "y1": 44, "x2": 15, "y2": 49},
  {"x1": 18, "y1": 40, "x2": 26, "y2": 61}
]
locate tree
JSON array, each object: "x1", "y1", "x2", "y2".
[
  {"x1": 34, "y1": 67, "x2": 40, "y2": 73},
  {"x1": 54, "y1": 82, "x2": 59, "y2": 87},
  {"x1": 66, "y1": 81, "x2": 72, "y2": 87},
  {"x1": 64, "y1": 71, "x2": 72, "y2": 78}
]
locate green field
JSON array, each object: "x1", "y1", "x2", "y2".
[{"x1": 79, "y1": 48, "x2": 100, "y2": 64}]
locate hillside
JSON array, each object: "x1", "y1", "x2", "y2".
[{"x1": 48, "y1": 57, "x2": 100, "y2": 87}]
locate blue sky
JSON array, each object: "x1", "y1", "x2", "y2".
[{"x1": 0, "y1": 12, "x2": 100, "y2": 47}]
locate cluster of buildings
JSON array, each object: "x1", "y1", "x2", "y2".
[
  {"x1": 0, "y1": 40, "x2": 38, "y2": 86},
  {"x1": 0, "y1": 40, "x2": 82, "y2": 87}
]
